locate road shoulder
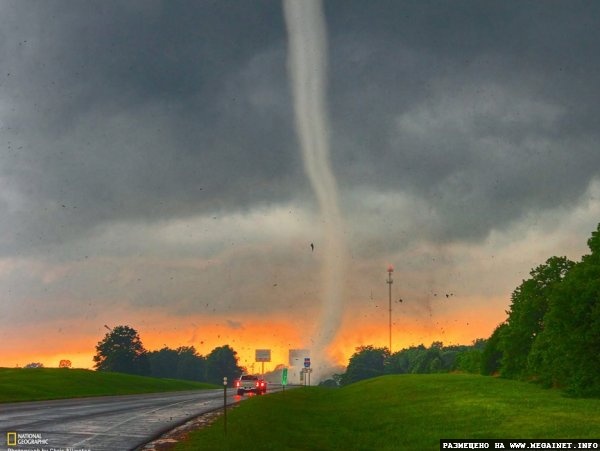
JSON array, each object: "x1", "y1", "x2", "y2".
[{"x1": 137, "y1": 404, "x2": 238, "y2": 451}]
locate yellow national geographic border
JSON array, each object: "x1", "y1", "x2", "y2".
[{"x1": 7, "y1": 432, "x2": 17, "y2": 446}]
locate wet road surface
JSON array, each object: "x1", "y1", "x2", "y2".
[{"x1": 0, "y1": 389, "x2": 245, "y2": 451}]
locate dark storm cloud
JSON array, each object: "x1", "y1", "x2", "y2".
[
  {"x1": 1, "y1": 0, "x2": 600, "y2": 256},
  {"x1": 325, "y1": 1, "x2": 600, "y2": 242},
  {"x1": 0, "y1": 0, "x2": 304, "y2": 254}
]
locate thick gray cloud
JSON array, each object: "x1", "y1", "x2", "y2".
[
  {"x1": 0, "y1": 0, "x2": 299, "y2": 254},
  {"x1": 325, "y1": 1, "x2": 600, "y2": 243},
  {"x1": 1, "y1": 0, "x2": 599, "y2": 257}
]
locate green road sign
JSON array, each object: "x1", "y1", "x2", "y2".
[{"x1": 282, "y1": 367, "x2": 288, "y2": 386}]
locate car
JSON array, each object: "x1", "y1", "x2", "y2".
[{"x1": 235, "y1": 374, "x2": 267, "y2": 395}]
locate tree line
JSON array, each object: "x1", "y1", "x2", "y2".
[
  {"x1": 480, "y1": 223, "x2": 600, "y2": 397},
  {"x1": 332, "y1": 340, "x2": 486, "y2": 387},
  {"x1": 334, "y1": 224, "x2": 600, "y2": 397},
  {"x1": 93, "y1": 325, "x2": 243, "y2": 385}
]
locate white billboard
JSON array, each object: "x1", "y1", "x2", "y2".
[{"x1": 255, "y1": 349, "x2": 271, "y2": 362}]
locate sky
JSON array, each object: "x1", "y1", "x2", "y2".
[{"x1": 1, "y1": 0, "x2": 600, "y2": 373}]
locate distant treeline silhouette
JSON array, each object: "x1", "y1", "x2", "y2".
[
  {"x1": 332, "y1": 340, "x2": 486, "y2": 387},
  {"x1": 93, "y1": 325, "x2": 243, "y2": 385}
]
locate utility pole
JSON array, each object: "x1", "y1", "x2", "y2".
[{"x1": 387, "y1": 264, "x2": 394, "y2": 353}]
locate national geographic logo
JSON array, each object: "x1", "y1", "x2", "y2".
[
  {"x1": 6, "y1": 432, "x2": 16, "y2": 446},
  {"x1": 5, "y1": 431, "x2": 49, "y2": 446},
  {"x1": 4, "y1": 432, "x2": 91, "y2": 451}
]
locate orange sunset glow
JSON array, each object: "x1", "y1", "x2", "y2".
[
  {"x1": 3, "y1": 207, "x2": 598, "y2": 376},
  {"x1": 1, "y1": 288, "x2": 513, "y2": 372}
]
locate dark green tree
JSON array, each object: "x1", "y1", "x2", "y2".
[
  {"x1": 452, "y1": 340, "x2": 485, "y2": 373},
  {"x1": 481, "y1": 323, "x2": 506, "y2": 375},
  {"x1": 205, "y1": 345, "x2": 243, "y2": 384},
  {"x1": 530, "y1": 225, "x2": 600, "y2": 396},
  {"x1": 340, "y1": 345, "x2": 389, "y2": 386},
  {"x1": 455, "y1": 349, "x2": 482, "y2": 374},
  {"x1": 500, "y1": 256, "x2": 573, "y2": 379},
  {"x1": 386, "y1": 350, "x2": 410, "y2": 374},
  {"x1": 175, "y1": 346, "x2": 206, "y2": 381},
  {"x1": 147, "y1": 346, "x2": 206, "y2": 381},
  {"x1": 93, "y1": 325, "x2": 149, "y2": 375},
  {"x1": 318, "y1": 379, "x2": 339, "y2": 388},
  {"x1": 409, "y1": 346, "x2": 441, "y2": 373},
  {"x1": 331, "y1": 373, "x2": 343, "y2": 386},
  {"x1": 148, "y1": 347, "x2": 179, "y2": 379}
]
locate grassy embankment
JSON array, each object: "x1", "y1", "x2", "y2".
[
  {"x1": 0, "y1": 367, "x2": 218, "y2": 403},
  {"x1": 176, "y1": 373, "x2": 600, "y2": 450}
]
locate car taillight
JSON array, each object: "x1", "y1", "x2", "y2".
[{"x1": 235, "y1": 381, "x2": 240, "y2": 387}]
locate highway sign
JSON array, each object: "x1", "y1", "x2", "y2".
[
  {"x1": 282, "y1": 368, "x2": 288, "y2": 386},
  {"x1": 255, "y1": 349, "x2": 271, "y2": 362},
  {"x1": 304, "y1": 357, "x2": 311, "y2": 368},
  {"x1": 289, "y1": 349, "x2": 310, "y2": 366}
]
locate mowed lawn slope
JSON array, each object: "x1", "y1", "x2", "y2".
[
  {"x1": 176, "y1": 374, "x2": 600, "y2": 451},
  {"x1": 0, "y1": 368, "x2": 218, "y2": 403}
]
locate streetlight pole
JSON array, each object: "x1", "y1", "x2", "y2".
[{"x1": 387, "y1": 265, "x2": 394, "y2": 353}]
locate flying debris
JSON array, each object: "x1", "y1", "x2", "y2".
[
  {"x1": 397, "y1": 298, "x2": 403, "y2": 303},
  {"x1": 310, "y1": 242, "x2": 314, "y2": 252}
]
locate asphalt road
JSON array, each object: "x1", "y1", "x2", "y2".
[{"x1": 0, "y1": 387, "x2": 271, "y2": 451}]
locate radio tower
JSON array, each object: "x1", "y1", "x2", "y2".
[{"x1": 387, "y1": 264, "x2": 394, "y2": 353}]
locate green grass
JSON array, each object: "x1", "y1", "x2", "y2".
[
  {"x1": 0, "y1": 367, "x2": 218, "y2": 403},
  {"x1": 175, "y1": 374, "x2": 600, "y2": 451}
]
